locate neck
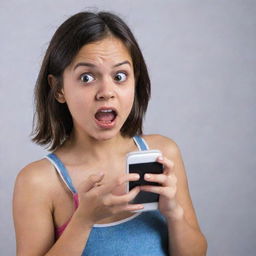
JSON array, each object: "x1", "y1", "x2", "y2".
[{"x1": 59, "y1": 130, "x2": 134, "y2": 164}]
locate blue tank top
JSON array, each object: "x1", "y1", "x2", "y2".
[{"x1": 45, "y1": 136, "x2": 169, "y2": 256}]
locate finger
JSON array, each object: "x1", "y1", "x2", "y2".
[
  {"x1": 140, "y1": 185, "x2": 176, "y2": 199},
  {"x1": 97, "y1": 173, "x2": 140, "y2": 194},
  {"x1": 117, "y1": 173, "x2": 141, "y2": 186},
  {"x1": 157, "y1": 156, "x2": 175, "y2": 175},
  {"x1": 144, "y1": 173, "x2": 177, "y2": 187},
  {"x1": 112, "y1": 203, "x2": 144, "y2": 214},
  {"x1": 104, "y1": 186, "x2": 141, "y2": 206},
  {"x1": 79, "y1": 172, "x2": 105, "y2": 193}
]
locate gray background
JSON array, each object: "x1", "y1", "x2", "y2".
[{"x1": 1, "y1": 0, "x2": 255, "y2": 255}]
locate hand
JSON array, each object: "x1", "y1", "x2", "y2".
[
  {"x1": 75, "y1": 172, "x2": 144, "y2": 225},
  {"x1": 140, "y1": 156, "x2": 183, "y2": 219}
]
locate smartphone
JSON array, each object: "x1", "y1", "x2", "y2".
[{"x1": 126, "y1": 150, "x2": 163, "y2": 211}]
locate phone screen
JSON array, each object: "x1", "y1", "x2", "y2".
[{"x1": 129, "y1": 161, "x2": 163, "y2": 204}]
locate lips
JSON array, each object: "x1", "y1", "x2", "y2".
[{"x1": 94, "y1": 107, "x2": 118, "y2": 128}]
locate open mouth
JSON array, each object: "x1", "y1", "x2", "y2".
[{"x1": 95, "y1": 108, "x2": 117, "y2": 125}]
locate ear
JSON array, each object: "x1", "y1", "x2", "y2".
[{"x1": 48, "y1": 74, "x2": 66, "y2": 103}]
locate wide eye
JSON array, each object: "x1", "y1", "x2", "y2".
[
  {"x1": 80, "y1": 73, "x2": 94, "y2": 83},
  {"x1": 114, "y1": 72, "x2": 127, "y2": 82}
]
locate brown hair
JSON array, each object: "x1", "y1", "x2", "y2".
[{"x1": 32, "y1": 11, "x2": 151, "y2": 150}]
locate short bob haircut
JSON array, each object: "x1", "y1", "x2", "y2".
[{"x1": 32, "y1": 11, "x2": 151, "y2": 150}]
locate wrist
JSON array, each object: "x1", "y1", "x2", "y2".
[
  {"x1": 73, "y1": 209, "x2": 95, "y2": 229},
  {"x1": 165, "y1": 204, "x2": 184, "y2": 222}
]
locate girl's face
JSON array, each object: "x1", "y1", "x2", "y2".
[{"x1": 60, "y1": 36, "x2": 135, "y2": 141}]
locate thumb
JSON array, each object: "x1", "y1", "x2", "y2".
[{"x1": 78, "y1": 172, "x2": 105, "y2": 193}]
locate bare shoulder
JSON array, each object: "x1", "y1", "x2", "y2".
[
  {"x1": 13, "y1": 159, "x2": 58, "y2": 254},
  {"x1": 142, "y1": 134, "x2": 181, "y2": 158},
  {"x1": 16, "y1": 158, "x2": 55, "y2": 186},
  {"x1": 14, "y1": 158, "x2": 57, "y2": 203}
]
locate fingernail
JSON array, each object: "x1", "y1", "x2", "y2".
[
  {"x1": 134, "y1": 174, "x2": 140, "y2": 179},
  {"x1": 133, "y1": 204, "x2": 144, "y2": 210},
  {"x1": 158, "y1": 156, "x2": 163, "y2": 161},
  {"x1": 145, "y1": 174, "x2": 151, "y2": 179}
]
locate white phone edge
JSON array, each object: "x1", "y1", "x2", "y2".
[{"x1": 126, "y1": 149, "x2": 162, "y2": 212}]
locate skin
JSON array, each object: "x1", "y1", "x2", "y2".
[{"x1": 13, "y1": 36, "x2": 207, "y2": 255}]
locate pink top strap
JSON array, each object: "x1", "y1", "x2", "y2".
[{"x1": 55, "y1": 193, "x2": 79, "y2": 238}]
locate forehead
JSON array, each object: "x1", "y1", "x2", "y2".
[{"x1": 70, "y1": 37, "x2": 133, "y2": 67}]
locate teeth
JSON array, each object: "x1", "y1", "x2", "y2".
[{"x1": 100, "y1": 109, "x2": 113, "y2": 113}]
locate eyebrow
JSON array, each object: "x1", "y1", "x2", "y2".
[{"x1": 73, "y1": 60, "x2": 131, "y2": 70}]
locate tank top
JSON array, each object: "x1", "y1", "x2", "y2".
[{"x1": 45, "y1": 136, "x2": 169, "y2": 256}]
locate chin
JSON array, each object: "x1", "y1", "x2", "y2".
[{"x1": 90, "y1": 129, "x2": 121, "y2": 142}]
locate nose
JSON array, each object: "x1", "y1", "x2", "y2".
[{"x1": 95, "y1": 78, "x2": 115, "y2": 101}]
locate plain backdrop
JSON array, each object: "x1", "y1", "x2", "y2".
[{"x1": 1, "y1": 1, "x2": 255, "y2": 255}]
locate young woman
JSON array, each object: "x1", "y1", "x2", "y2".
[{"x1": 13, "y1": 11, "x2": 207, "y2": 256}]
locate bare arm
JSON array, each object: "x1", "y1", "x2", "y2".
[
  {"x1": 13, "y1": 161, "x2": 142, "y2": 256},
  {"x1": 165, "y1": 142, "x2": 207, "y2": 255},
  {"x1": 142, "y1": 135, "x2": 208, "y2": 256},
  {"x1": 13, "y1": 162, "x2": 94, "y2": 256}
]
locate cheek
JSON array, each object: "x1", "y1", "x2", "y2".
[
  {"x1": 121, "y1": 91, "x2": 135, "y2": 118},
  {"x1": 123, "y1": 86, "x2": 135, "y2": 106},
  {"x1": 65, "y1": 90, "x2": 92, "y2": 118}
]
